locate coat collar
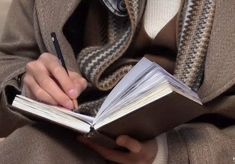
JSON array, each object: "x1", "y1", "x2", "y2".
[
  {"x1": 34, "y1": 0, "x2": 234, "y2": 103},
  {"x1": 198, "y1": 0, "x2": 235, "y2": 103},
  {"x1": 35, "y1": 0, "x2": 81, "y2": 72},
  {"x1": 34, "y1": 0, "x2": 147, "y2": 73}
]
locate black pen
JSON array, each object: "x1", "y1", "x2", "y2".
[{"x1": 51, "y1": 32, "x2": 79, "y2": 110}]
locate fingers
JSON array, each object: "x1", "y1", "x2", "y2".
[
  {"x1": 69, "y1": 71, "x2": 87, "y2": 96},
  {"x1": 23, "y1": 74, "x2": 58, "y2": 105},
  {"x1": 79, "y1": 138, "x2": 130, "y2": 164},
  {"x1": 36, "y1": 75, "x2": 74, "y2": 109},
  {"x1": 38, "y1": 53, "x2": 78, "y2": 99},
  {"x1": 24, "y1": 53, "x2": 87, "y2": 109},
  {"x1": 79, "y1": 136, "x2": 157, "y2": 164},
  {"x1": 116, "y1": 135, "x2": 142, "y2": 153},
  {"x1": 26, "y1": 59, "x2": 74, "y2": 109}
]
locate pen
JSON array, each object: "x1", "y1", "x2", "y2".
[{"x1": 51, "y1": 32, "x2": 79, "y2": 110}]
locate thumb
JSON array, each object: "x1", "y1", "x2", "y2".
[{"x1": 116, "y1": 135, "x2": 142, "y2": 153}]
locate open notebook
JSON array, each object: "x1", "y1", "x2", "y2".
[{"x1": 12, "y1": 58, "x2": 204, "y2": 141}]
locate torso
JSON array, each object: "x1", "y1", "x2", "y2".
[{"x1": 63, "y1": 0, "x2": 181, "y2": 74}]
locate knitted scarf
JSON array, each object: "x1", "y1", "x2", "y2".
[
  {"x1": 76, "y1": 0, "x2": 215, "y2": 116},
  {"x1": 175, "y1": 0, "x2": 216, "y2": 91}
]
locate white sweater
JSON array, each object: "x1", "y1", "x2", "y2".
[{"x1": 144, "y1": 0, "x2": 181, "y2": 163}]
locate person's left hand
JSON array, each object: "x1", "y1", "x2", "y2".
[{"x1": 80, "y1": 135, "x2": 158, "y2": 164}]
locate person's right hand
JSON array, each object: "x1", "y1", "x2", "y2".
[{"x1": 22, "y1": 53, "x2": 87, "y2": 110}]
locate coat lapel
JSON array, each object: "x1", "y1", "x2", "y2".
[
  {"x1": 198, "y1": 0, "x2": 235, "y2": 103},
  {"x1": 34, "y1": 0, "x2": 235, "y2": 103},
  {"x1": 34, "y1": 0, "x2": 81, "y2": 72}
]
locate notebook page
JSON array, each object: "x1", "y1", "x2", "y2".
[
  {"x1": 16, "y1": 95, "x2": 94, "y2": 123},
  {"x1": 13, "y1": 96, "x2": 90, "y2": 133},
  {"x1": 94, "y1": 68, "x2": 167, "y2": 123},
  {"x1": 96, "y1": 58, "x2": 154, "y2": 117}
]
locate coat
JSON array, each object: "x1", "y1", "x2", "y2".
[{"x1": 0, "y1": 0, "x2": 234, "y2": 163}]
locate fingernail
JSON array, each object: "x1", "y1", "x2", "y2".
[
  {"x1": 68, "y1": 89, "x2": 78, "y2": 98},
  {"x1": 65, "y1": 100, "x2": 73, "y2": 109},
  {"x1": 116, "y1": 137, "x2": 125, "y2": 145}
]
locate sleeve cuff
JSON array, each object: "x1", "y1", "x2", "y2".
[{"x1": 152, "y1": 133, "x2": 168, "y2": 164}]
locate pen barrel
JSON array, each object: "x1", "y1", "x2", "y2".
[{"x1": 51, "y1": 32, "x2": 68, "y2": 74}]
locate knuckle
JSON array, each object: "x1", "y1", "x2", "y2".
[
  {"x1": 26, "y1": 60, "x2": 46, "y2": 73},
  {"x1": 52, "y1": 66, "x2": 62, "y2": 75},
  {"x1": 26, "y1": 61, "x2": 35, "y2": 71},
  {"x1": 39, "y1": 53, "x2": 57, "y2": 62},
  {"x1": 57, "y1": 94, "x2": 70, "y2": 105},
  {"x1": 35, "y1": 60, "x2": 45, "y2": 70},
  {"x1": 34, "y1": 88, "x2": 44, "y2": 99},
  {"x1": 40, "y1": 52, "x2": 50, "y2": 59},
  {"x1": 39, "y1": 78, "x2": 50, "y2": 87},
  {"x1": 39, "y1": 53, "x2": 49, "y2": 61}
]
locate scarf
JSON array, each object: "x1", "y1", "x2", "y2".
[{"x1": 76, "y1": 0, "x2": 215, "y2": 116}]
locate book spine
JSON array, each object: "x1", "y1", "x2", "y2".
[{"x1": 86, "y1": 126, "x2": 96, "y2": 138}]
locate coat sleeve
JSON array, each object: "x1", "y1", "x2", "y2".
[
  {"x1": 165, "y1": 0, "x2": 235, "y2": 162},
  {"x1": 160, "y1": 84, "x2": 235, "y2": 164},
  {"x1": 167, "y1": 123, "x2": 235, "y2": 164},
  {"x1": 0, "y1": 0, "x2": 40, "y2": 136}
]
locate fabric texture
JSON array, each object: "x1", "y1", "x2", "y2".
[
  {"x1": 76, "y1": 0, "x2": 145, "y2": 115},
  {"x1": 77, "y1": 1, "x2": 139, "y2": 91},
  {"x1": 77, "y1": 0, "x2": 215, "y2": 115},
  {"x1": 152, "y1": 133, "x2": 168, "y2": 164},
  {"x1": 144, "y1": 0, "x2": 181, "y2": 39},
  {"x1": 175, "y1": 0, "x2": 216, "y2": 91},
  {"x1": 0, "y1": 124, "x2": 106, "y2": 164},
  {"x1": 0, "y1": 0, "x2": 234, "y2": 163},
  {"x1": 168, "y1": 124, "x2": 235, "y2": 164},
  {"x1": 0, "y1": 0, "x2": 12, "y2": 38}
]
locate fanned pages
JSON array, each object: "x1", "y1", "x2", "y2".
[{"x1": 12, "y1": 57, "x2": 204, "y2": 141}]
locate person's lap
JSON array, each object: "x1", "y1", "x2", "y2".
[{"x1": 0, "y1": 123, "x2": 106, "y2": 164}]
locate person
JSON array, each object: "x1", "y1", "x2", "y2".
[{"x1": 0, "y1": 0, "x2": 234, "y2": 163}]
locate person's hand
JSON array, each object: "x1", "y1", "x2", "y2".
[
  {"x1": 22, "y1": 53, "x2": 87, "y2": 109},
  {"x1": 80, "y1": 135, "x2": 158, "y2": 164}
]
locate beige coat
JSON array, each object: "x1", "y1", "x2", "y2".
[{"x1": 0, "y1": 0, "x2": 234, "y2": 163}]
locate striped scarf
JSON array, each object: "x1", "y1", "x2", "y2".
[{"x1": 76, "y1": 0, "x2": 215, "y2": 116}]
